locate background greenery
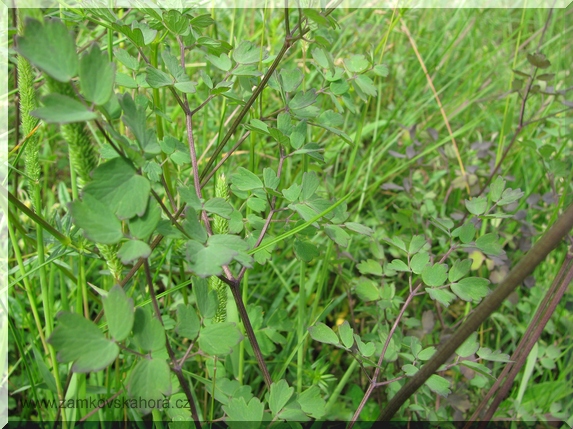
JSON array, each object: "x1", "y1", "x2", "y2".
[{"x1": 6, "y1": 5, "x2": 573, "y2": 426}]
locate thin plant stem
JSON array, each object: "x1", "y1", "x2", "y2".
[
  {"x1": 378, "y1": 203, "x2": 573, "y2": 421},
  {"x1": 143, "y1": 261, "x2": 201, "y2": 425}
]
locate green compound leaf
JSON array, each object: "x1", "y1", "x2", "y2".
[
  {"x1": 190, "y1": 14, "x2": 215, "y2": 28},
  {"x1": 373, "y1": 64, "x2": 389, "y2": 76},
  {"x1": 193, "y1": 277, "x2": 217, "y2": 319},
  {"x1": 325, "y1": 225, "x2": 350, "y2": 247},
  {"x1": 146, "y1": 65, "x2": 173, "y2": 88},
  {"x1": 289, "y1": 89, "x2": 317, "y2": 110},
  {"x1": 162, "y1": 9, "x2": 190, "y2": 35},
  {"x1": 204, "y1": 197, "x2": 233, "y2": 219},
  {"x1": 475, "y1": 233, "x2": 503, "y2": 256},
  {"x1": 79, "y1": 43, "x2": 115, "y2": 105},
  {"x1": 345, "y1": 54, "x2": 369, "y2": 73},
  {"x1": 131, "y1": 21, "x2": 157, "y2": 45},
  {"x1": 176, "y1": 304, "x2": 200, "y2": 340},
  {"x1": 311, "y1": 47, "x2": 331, "y2": 69},
  {"x1": 448, "y1": 259, "x2": 472, "y2": 283},
  {"x1": 425, "y1": 374, "x2": 451, "y2": 397},
  {"x1": 301, "y1": 171, "x2": 320, "y2": 201},
  {"x1": 232, "y1": 40, "x2": 266, "y2": 65},
  {"x1": 223, "y1": 397, "x2": 264, "y2": 429},
  {"x1": 279, "y1": 68, "x2": 303, "y2": 93},
  {"x1": 187, "y1": 235, "x2": 252, "y2": 277},
  {"x1": 294, "y1": 239, "x2": 319, "y2": 262},
  {"x1": 402, "y1": 364, "x2": 419, "y2": 376},
  {"x1": 247, "y1": 197, "x2": 267, "y2": 213},
  {"x1": 417, "y1": 346, "x2": 436, "y2": 361},
  {"x1": 114, "y1": 48, "x2": 139, "y2": 70},
  {"x1": 83, "y1": 157, "x2": 150, "y2": 220},
  {"x1": 128, "y1": 199, "x2": 161, "y2": 241},
  {"x1": 263, "y1": 167, "x2": 280, "y2": 190},
  {"x1": 465, "y1": 197, "x2": 488, "y2": 215},
  {"x1": 477, "y1": 347, "x2": 512, "y2": 363},
  {"x1": 456, "y1": 332, "x2": 479, "y2": 358},
  {"x1": 408, "y1": 235, "x2": 427, "y2": 254},
  {"x1": 205, "y1": 53, "x2": 232, "y2": 71},
  {"x1": 127, "y1": 358, "x2": 171, "y2": 414},
  {"x1": 410, "y1": 251, "x2": 430, "y2": 275},
  {"x1": 460, "y1": 360, "x2": 495, "y2": 381},
  {"x1": 16, "y1": 17, "x2": 78, "y2": 82},
  {"x1": 388, "y1": 259, "x2": 410, "y2": 272},
  {"x1": 269, "y1": 379, "x2": 294, "y2": 416},
  {"x1": 69, "y1": 193, "x2": 123, "y2": 244},
  {"x1": 48, "y1": 312, "x2": 118, "y2": 373},
  {"x1": 117, "y1": 240, "x2": 151, "y2": 264},
  {"x1": 198, "y1": 322, "x2": 243, "y2": 355},
  {"x1": 183, "y1": 209, "x2": 208, "y2": 243},
  {"x1": 282, "y1": 183, "x2": 302, "y2": 202},
  {"x1": 357, "y1": 259, "x2": 383, "y2": 276},
  {"x1": 308, "y1": 322, "x2": 339, "y2": 346},
  {"x1": 132, "y1": 307, "x2": 166, "y2": 352},
  {"x1": 298, "y1": 386, "x2": 326, "y2": 419},
  {"x1": 338, "y1": 321, "x2": 354, "y2": 349},
  {"x1": 452, "y1": 222, "x2": 475, "y2": 244},
  {"x1": 422, "y1": 263, "x2": 448, "y2": 287},
  {"x1": 355, "y1": 334, "x2": 375, "y2": 357},
  {"x1": 112, "y1": 23, "x2": 144, "y2": 48},
  {"x1": 345, "y1": 222, "x2": 373, "y2": 236},
  {"x1": 355, "y1": 279, "x2": 381, "y2": 302},
  {"x1": 451, "y1": 277, "x2": 490, "y2": 302},
  {"x1": 426, "y1": 287, "x2": 457, "y2": 307},
  {"x1": 490, "y1": 176, "x2": 506, "y2": 202},
  {"x1": 32, "y1": 94, "x2": 97, "y2": 124},
  {"x1": 232, "y1": 167, "x2": 264, "y2": 191},
  {"x1": 526, "y1": 52, "x2": 551, "y2": 69},
  {"x1": 174, "y1": 81, "x2": 196, "y2": 93},
  {"x1": 354, "y1": 74, "x2": 377, "y2": 97},
  {"x1": 102, "y1": 285, "x2": 134, "y2": 342},
  {"x1": 497, "y1": 188, "x2": 524, "y2": 206}
]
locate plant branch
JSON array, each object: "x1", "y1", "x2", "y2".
[
  {"x1": 143, "y1": 261, "x2": 201, "y2": 425},
  {"x1": 377, "y1": 203, "x2": 573, "y2": 420}
]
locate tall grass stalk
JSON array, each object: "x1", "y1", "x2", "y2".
[{"x1": 17, "y1": 10, "x2": 66, "y2": 416}]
